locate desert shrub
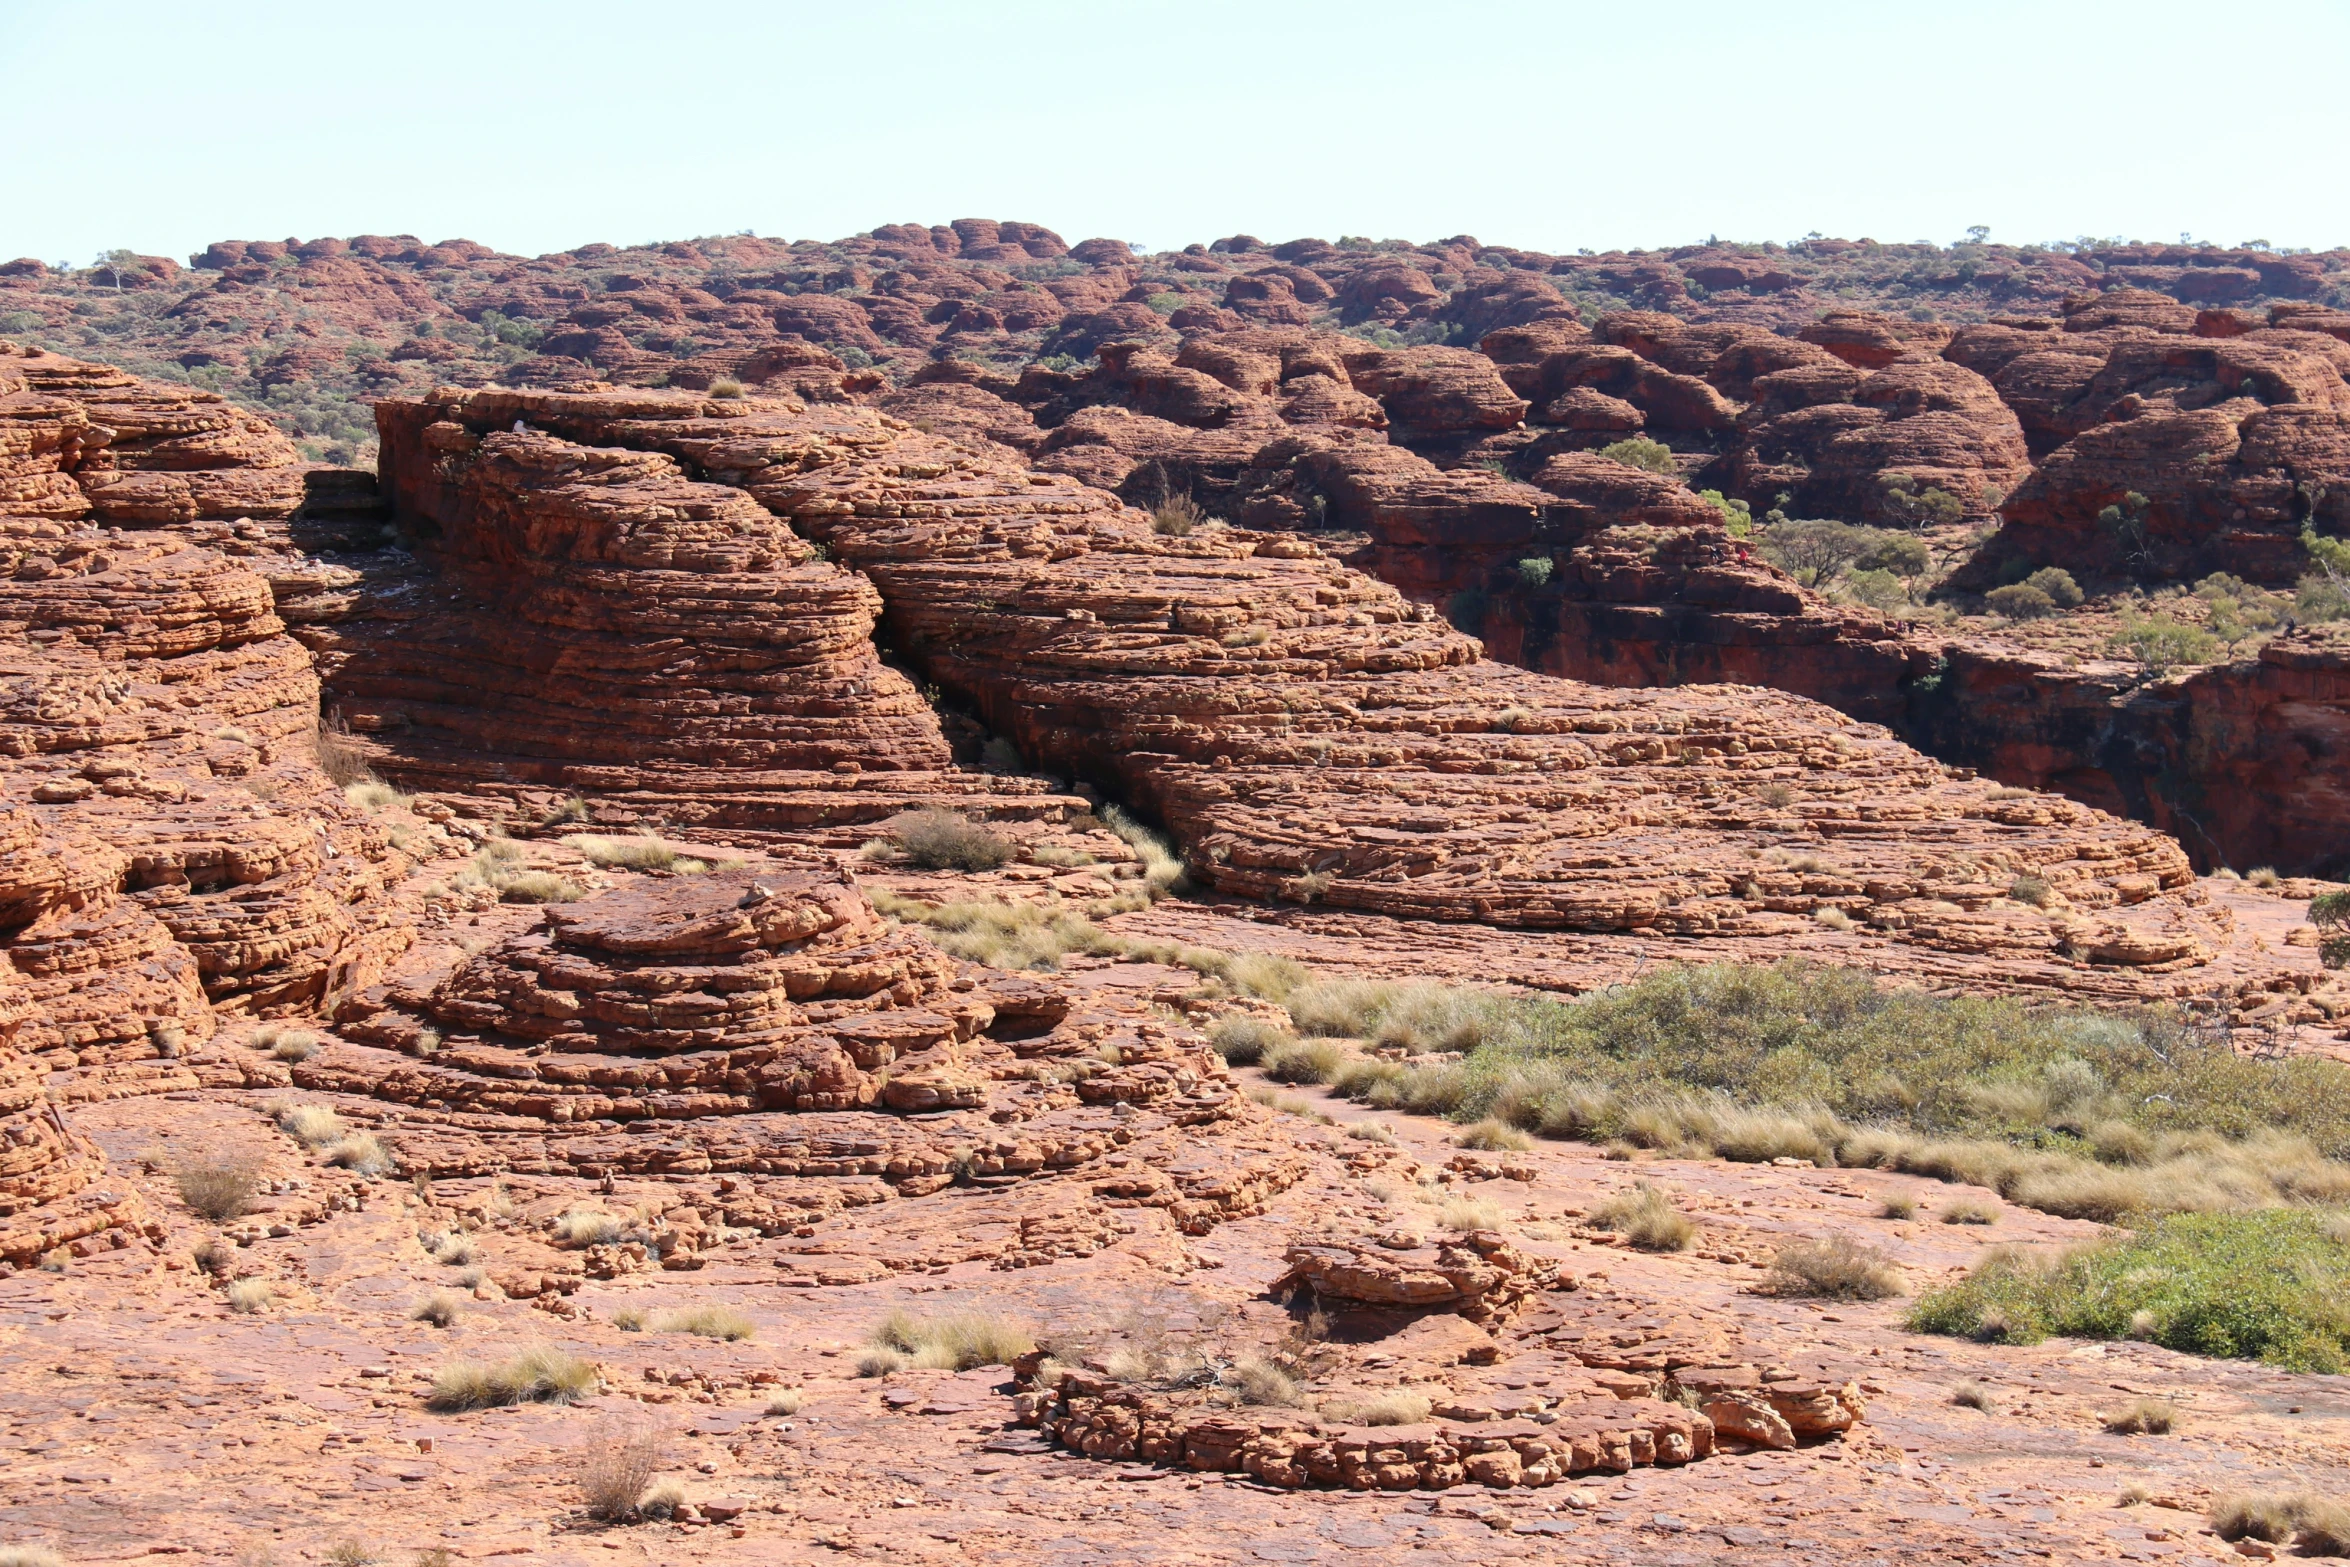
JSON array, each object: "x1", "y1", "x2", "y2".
[
  {"x1": 2297, "y1": 570, "x2": 2350, "y2": 622},
  {"x1": 1152, "y1": 494, "x2": 1204, "y2": 536},
  {"x1": 410, "y1": 1290, "x2": 465, "y2": 1328},
  {"x1": 652, "y1": 1305, "x2": 755, "y2": 1341},
  {"x1": 314, "y1": 716, "x2": 375, "y2": 787},
  {"x1": 1856, "y1": 532, "x2": 1933, "y2": 577},
  {"x1": 1985, "y1": 583, "x2": 2057, "y2": 620},
  {"x1": 2110, "y1": 610, "x2": 2220, "y2": 670},
  {"x1": 579, "y1": 1423, "x2": 666, "y2": 1521},
  {"x1": 1755, "y1": 783, "x2": 1795, "y2": 809},
  {"x1": 1697, "y1": 489, "x2": 1752, "y2": 534},
  {"x1": 1514, "y1": 557, "x2": 1553, "y2": 587},
  {"x1": 1596, "y1": 437, "x2": 1677, "y2": 475},
  {"x1": 226, "y1": 1278, "x2": 274, "y2": 1314},
  {"x1": 1225, "y1": 1355, "x2": 1303, "y2": 1406},
  {"x1": 1916, "y1": 1209, "x2": 2350, "y2": 1369},
  {"x1": 2007, "y1": 874, "x2": 2052, "y2": 907},
  {"x1": 428, "y1": 1347, "x2": 598, "y2": 1410},
  {"x1": 869, "y1": 1310, "x2": 1034, "y2": 1371},
  {"x1": 1288, "y1": 980, "x2": 1505, "y2": 1053},
  {"x1": 1262, "y1": 1038, "x2": 1347, "y2": 1085},
  {"x1": 1591, "y1": 1182, "x2": 1697, "y2": 1251},
  {"x1": 562, "y1": 833, "x2": 709, "y2": 873},
  {"x1": 1842, "y1": 568, "x2": 1907, "y2": 610},
  {"x1": 1207, "y1": 1016, "x2": 1291, "y2": 1065},
  {"x1": 2102, "y1": 1397, "x2": 2176, "y2": 1434},
  {"x1": 2024, "y1": 566, "x2": 2083, "y2": 606},
  {"x1": 708, "y1": 378, "x2": 745, "y2": 399},
  {"x1": 174, "y1": 1151, "x2": 263, "y2": 1222},
  {"x1": 2311, "y1": 888, "x2": 2350, "y2": 970},
  {"x1": 1759, "y1": 519, "x2": 1877, "y2": 584},
  {"x1": 1454, "y1": 1119, "x2": 1532, "y2": 1153},
  {"x1": 1321, "y1": 1390, "x2": 1431, "y2": 1426},
  {"x1": 887, "y1": 809, "x2": 1014, "y2": 871},
  {"x1": 1878, "y1": 472, "x2": 1965, "y2": 527},
  {"x1": 1765, "y1": 1234, "x2": 1903, "y2": 1299}
]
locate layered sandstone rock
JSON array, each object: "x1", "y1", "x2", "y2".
[
  {"x1": 307, "y1": 388, "x2": 1080, "y2": 836},
  {"x1": 369, "y1": 387, "x2": 2234, "y2": 987},
  {"x1": 1, "y1": 342, "x2": 305, "y2": 524},
  {"x1": 0, "y1": 518, "x2": 409, "y2": 1097}
]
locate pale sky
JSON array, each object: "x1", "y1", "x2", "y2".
[{"x1": 5, "y1": 0, "x2": 2347, "y2": 267}]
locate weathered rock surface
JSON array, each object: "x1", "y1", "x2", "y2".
[{"x1": 366, "y1": 387, "x2": 2243, "y2": 992}]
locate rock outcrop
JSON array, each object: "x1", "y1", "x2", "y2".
[
  {"x1": 367, "y1": 387, "x2": 2240, "y2": 993},
  {"x1": 0, "y1": 519, "x2": 409, "y2": 1097}
]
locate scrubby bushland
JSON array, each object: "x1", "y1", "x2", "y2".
[
  {"x1": 1910, "y1": 1208, "x2": 2350, "y2": 1371},
  {"x1": 1315, "y1": 960, "x2": 2350, "y2": 1223}
]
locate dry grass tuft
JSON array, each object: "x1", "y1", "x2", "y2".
[
  {"x1": 1436, "y1": 1195, "x2": 1507, "y2": 1232},
  {"x1": 323, "y1": 1133, "x2": 393, "y2": 1177},
  {"x1": 1320, "y1": 1390, "x2": 1432, "y2": 1426},
  {"x1": 855, "y1": 1346, "x2": 908, "y2": 1378},
  {"x1": 764, "y1": 1389, "x2": 804, "y2": 1416},
  {"x1": 1765, "y1": 1234, "x2": 1904, "y2": 1299},
  {"x1": 652, "y1": 1305, "x2": 755, "y2": 1341},
  {"x1": 1591, "y1": 1182, "x2": 1698, "y2": 1251},
  {"x1": 2101, "y1": 1396, "x2": 2177, "y2": 1435},
  {"x1": 1453, "y1": 1119, "x2": 1533, "y2": 1153},
  {"x1": 1941, "y1": 1197, "x2": 2001, "y2": 1224},
  {"x1": 2210, "y1": 1493, "x2": 2301, "y2": 1544},
  {"x1": 409, "y1": 1290, "x2": 465, "y2": 1328},
  {"x1": 265, "y1": 1028, "x2": 319, "y2": 1063},
  {"x1": 1262, "y1": 1037, "x2": 1347, "y2": 1085},
  {"x1": 563, "y1": 833, "x2": 709, "y2": 874},
  {"x1": 1225, "y1": 1355, "x2": 1303, "y2": 1407},
  {"x1": 1207, "y1": 1015, "x2": 1290, "y2": 1065},
  {"x1": 174, "y1": 1150, "x2": 263, "y2": 1222},
  {"x1": 226, "y1": 1278, "x2": 274, "y2": 1313},
  {"x1": 0, "y1": 1548, "x2": 65, "y2": 1567},
  {"x1": 431, "y1": 1233, "x2": 475, "y2": 1266},
  {"x1": 553, "y1": 1208, "x2": 628, "y2": 1248},
  {"x1": 869, "y1": 1310, "x2": 1033, "y2": 1371},
  {"x1": 578, "y1": 1422, "x2": 666, "y2": 1522},
  {"x1": 1878, "y1": 1192, "x2": 1918, "y2": 1219},
  {"x1": 1949, "y1": 1378, "x2": 1995, "y2": 1410},
  {"x1": 275, "y1": 1103, "x2": 345, "y2": 1146},
  {"x1": 427, "y1": 1347, "x2": 598, "y2": 1410}
]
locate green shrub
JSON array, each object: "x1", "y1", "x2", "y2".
[
  {"x1": 1596, "y1": 437, "x2": 1677, "y2": 475},
  {"x1": 1985, "y1": 583, "x2": 2057, "y2": 619},
  {"x1": 2110, "y1": 610, "x2": 2219, "y2": 670},
  {"x1": 1842, "y1": 568, "x2": 1907, "y2": 610},
  {"x1": 2024, "y1": 566, "x2": 2083, "y2": 607},
  {"x1": 1909, "y1": 1208, "x2": 2350, "y2": 1370},
  {"x1": 1878, "y1": 472, "x2": 1965, "y2": 527},
  {"x1": 1515, "y1": 557, "x2": 1554, "y2": 587},
  {"x1": 2298, "y1": 570, "x2": 2350, "y2": 622}
]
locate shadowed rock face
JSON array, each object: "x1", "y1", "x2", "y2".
[{"x1": 370, "y1": 387, "x2": 2233, "y2": 990}]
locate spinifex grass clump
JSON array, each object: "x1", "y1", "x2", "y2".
[{"x1": 1909, "y1": 1208, "x2": 2350, "y2": 1371}]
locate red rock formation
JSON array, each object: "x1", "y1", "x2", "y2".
[
  {"x1": 0, "y1": 520, "x2": 409, "y2": 1091},
  {"x1": 369, "y1": 387, "x2": 2240, "y2": 992}
]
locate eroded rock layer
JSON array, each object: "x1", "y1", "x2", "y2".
[
  {"x1": 0, "y1": 519, "x2": 408, "y2": 1095},
  {"x1": 372, "y1": 388, "x2": 2233, "y2": 988}
]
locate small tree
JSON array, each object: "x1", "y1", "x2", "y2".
[
  {"x1": 1596, "y1": 437, "x2": 1678, "y2": 475},
  {"x1": 1878, "y1": 472, "x2": 1967, "y2": 528},
  {"x1": 2310, "y1": 890, "x2": 2350, "y2": 969}
]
